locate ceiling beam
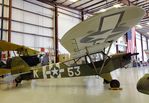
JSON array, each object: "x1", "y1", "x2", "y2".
[
  {"x1": 141, "y1": 22, "x2": 149, "y2": 25},
  {"x1": 85, "y1": 0, "x2": 116, "y2": 13},
  {"x1": 140, "y1": 20, "x2": 149, "y2": 24},
  {"x1": 142, "y1": 4, "x2": 149, "y2": 9},
  {"x1": 142, "y1": 13, "x2": 149, "y2": 19},
  {"x1": 118, "y1": 0, "x2": 131, "y2": 6},
  {"x1": 141, "y1": 17, "x2": 149, "y2": 21},
  {"x1": 81, "y1": 0, "x2": 105, "y2": 10},
  {"x1": 147, "y1": 12, "x2": 149, "y2": 16},
  {"x1": 118, "y1": 0, "x2": 145, "y2": 6},
  {"x1": 139, "y1": 2, "x2": 149, "y2": 7},
  {"x1": 75, "y1": 0, "x2": 94, "y2": 8},
  {"x1": 87, "y1": 1, "x2": 116, "y2": 14},
  {"x1": 68, "y1": 0, "x2": 80, "y2": 6},
  {"x1": 37, "y1": 0, "x2": 81, "y2": 11},
  {"x1": 60, "y1": 0, "x2": 68, "y2": 4},
  {"x1": 136, "y1": 1, "x2": 147, "y2": 6}
]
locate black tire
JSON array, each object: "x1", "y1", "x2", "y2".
[{"x1": 110, "y1": 79, "x2": 120, "y2": 88}]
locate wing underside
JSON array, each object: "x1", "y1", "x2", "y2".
[{"x1": 60, "y1": 6, "x2": 144, "y2": 58}]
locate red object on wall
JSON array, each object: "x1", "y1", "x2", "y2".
[
  {"x1": 2, "y1": 53, "x2": 6, "y2": 58},
  {"x1": 41, "y1": 48, "x2": 45, "y2": 52},
  {"x1": 1, "y1": 52, "x2": 6, "y2": 61}
]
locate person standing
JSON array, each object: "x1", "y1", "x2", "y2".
[{"x1": 41, "y1": 53, "x2": 49, "y2": 66}]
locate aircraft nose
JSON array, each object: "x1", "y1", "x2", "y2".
[{"x1": 137, "y1": 74, "x2": 149, "y2": 95}]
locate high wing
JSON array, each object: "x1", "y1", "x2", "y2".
[
  {"x1": 60, "y1": 6, "x2": 144, "y2": 58},
  {"x1": 0, "y1": 40, "x2": 39, "y2": 55}
]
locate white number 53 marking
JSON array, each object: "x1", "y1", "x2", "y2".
[{"x1": 67, "y1": 66, "x2": 80, "y2": 77}]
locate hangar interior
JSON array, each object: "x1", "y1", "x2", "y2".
[
  {"x1": 0, "y1": 0, "x2": 149, "y2": 62},
  {"x1": 0, "y1": 0, "x2": 149, "y2": 103}
]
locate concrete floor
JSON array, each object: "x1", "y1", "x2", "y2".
[{"x1": 0, "y1": 67, "x2": 149, "y2": 103}]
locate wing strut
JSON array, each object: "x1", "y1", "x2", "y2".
[
  {"x1": 85, "y1": 47, "x2": 98, "y2": 75},
  {"x1": 73, "y1": 57, "x2": 81, "y2": 65},
  {"x1": 99, "y1": 41, "x2": 113, "y2": 74}
]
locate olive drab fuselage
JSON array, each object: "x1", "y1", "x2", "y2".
[{"x1": 20, "y1": 53, "x2": 131, "y2": 80}]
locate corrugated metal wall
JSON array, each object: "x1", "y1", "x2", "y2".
[
  {"x1": 0, "y1": 0, "x2": 8, "y2": 41},
  {"x1": 58, "y1": 7, "x2": 81, "y2": 54},
  {"x1": 11, "y1": 0, "x2": 54, "y2": 52},
  {"x1": 0, "y1": 0, "x2": 82, "y2": 55}
]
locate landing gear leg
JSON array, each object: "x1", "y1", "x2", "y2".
[
  {"x1": 15, "y1": 76, "x2": 22, "y2": 87},
  {"x1": 103, "y1": 79, "x2": 110, "y2": 84},
  {"x1": 15, "y1": 82, "x2": 19, "y2": 87}
]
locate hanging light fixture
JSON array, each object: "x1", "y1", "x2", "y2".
[
  {"x1": 99, "y1": 9, "x2": 107, "y2": 12},
  {"x1": 69, "y1": 0, "x2": 78, "y2": 2},
  {"x1": 113, "y1": 4, "x2": 121, "y2": 8}
]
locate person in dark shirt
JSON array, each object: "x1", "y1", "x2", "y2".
[{"x1": 41, "y1": 53, "x2": 49, "y2": 66}]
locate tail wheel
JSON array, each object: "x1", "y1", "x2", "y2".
[{"x1": 110, "y1": 79, "x2": 120, "y2": 88}]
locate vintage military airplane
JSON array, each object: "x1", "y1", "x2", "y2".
[
  {"x1": 0, "y1": 5, "x2": 144, "y2": 88},
  {"x1": 0, "y1": 40, "x2": 40, "y2": 83},
  {"x1": 0, "y1": 41, "x2": 138, "y2": 87},
  {"x1": 137, "y1": 50, "x2": 149, "y2": 95}
]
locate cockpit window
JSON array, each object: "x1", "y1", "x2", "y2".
[
  {"x1": 86, "y1": 53, "x2": 104, "y2": 63},
  {"x1": 63, "y1": 52, "x2": 104, "y2": 66}
]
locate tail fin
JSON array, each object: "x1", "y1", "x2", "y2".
[{"x1": 10, "y1": 57, "x2": 30, "y2": 75}]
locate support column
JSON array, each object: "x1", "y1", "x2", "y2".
[
  {"x1": 0, "y1": 0, "x2": 4, "y2": 40},
  {"x1": 125, "y1": 33, "x2": 128, "y2": 53},
  {"x1": 81, "y1": 11, "x2": 84, "y2": 21},
  {"x1": 8, "y1": 0, "x2": 12, "y2": 42},
  {"x1": 134, "y1": 29, "x2": 137, "y2": 59},
  {"x1": 140, "y1": 34, "x2": 144, "y2": 61},
  {"x1": 0, "y1": 0, "x2": 5, "y2": 60},
  {"x1": 135, "y1": 32, "x2": 137, "y2": 59},
  {"x1": 8, "y1": 0, "x2": 12, "y2": 58},
  {"x1": 116, "y1": 41, "x2": 118, "y2": 53},
  {"x1": 54, "y1": 5, "x2": 59, "y2": 62},
  {"x1": 146, "y1": 37, "x2": 148, "y2": 50}
]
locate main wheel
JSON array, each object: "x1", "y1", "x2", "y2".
[{"x1": 110, "y1": 79, "x2": 120, "y2": 88}]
